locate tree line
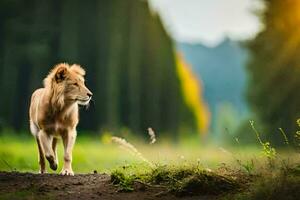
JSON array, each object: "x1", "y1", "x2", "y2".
[{"x1": 0, "y1": 0, "x2": 203, "y2": 136}]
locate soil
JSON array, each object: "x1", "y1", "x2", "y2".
[{"x1": 0, "y1": 172, "x2": 217, "y2": 200}]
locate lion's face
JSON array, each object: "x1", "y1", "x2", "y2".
[
  {"x1": 64, "y1": 71, "x2": 93, "y2": 106},
  {"x1": 48, "y1": 64, "x2": 93, "y2": 106}
]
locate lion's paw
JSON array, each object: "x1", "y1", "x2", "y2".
[
  {"x1": 60, "y1": 168, "x2": 74, "y2": 176},
  {"x1": 39, "y1": 169, "x2": 47, "y2": 174}
]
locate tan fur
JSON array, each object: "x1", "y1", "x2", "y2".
[{"x1": 29, "y1": 63, "x2": 92, "y2": 175}]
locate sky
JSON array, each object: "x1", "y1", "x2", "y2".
[{"x1": 148, "y1": 0, "x2": 263, "y2": 46}]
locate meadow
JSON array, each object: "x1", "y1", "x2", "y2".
[
  {"x1": 0, "y1": 130, "x2": 264, "y2": 173},
  {"x1": 0, "y1": 127, "x2": 299, "y2": 173},
  {"x1": 1, "y1": 129, "x2": 300, "y2": 199}
]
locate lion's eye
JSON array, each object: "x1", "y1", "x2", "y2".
[{"x1": 73, "y1": 83, "x2": 79, "y2": 87}]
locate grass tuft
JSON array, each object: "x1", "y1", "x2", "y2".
[
  {"x1": 110, "y1": 164, "x2": 240, "y2": 196},
  {"x1": 110, "y1": 170, "x2": 135, "y2": 192}
]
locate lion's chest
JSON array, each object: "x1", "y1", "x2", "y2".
[
  {"x1": 41, "y1": 104, "x2": 78, "y2": 135},
  {"x1": 42, "y1": 115, "x2": 77, "y2": 135},
  {"x1": 43, "y1": 120, "x2": 69, "y2": 135}
]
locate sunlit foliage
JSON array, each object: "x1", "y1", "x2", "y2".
[{"x1": 176, "y1": 53, "x2": 210, "y2": 133}]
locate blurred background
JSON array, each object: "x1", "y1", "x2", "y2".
[{"x1": 0, "y1": 0, "x2": 300, "y2": 147}]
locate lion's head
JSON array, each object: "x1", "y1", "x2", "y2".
[{"x1": 44, "y1": 63, "x2": 93, "y2": 109}]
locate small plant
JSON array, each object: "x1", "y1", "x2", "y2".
[
  {"x1": 279, "y1": 128, "x2": 289, "y2": 145},
  {"x1": 261, "y1": 142, "x2": 276, "y2": 159},
  {"x1": 236, "y1": 159, "x2": 255, "y2": 174},
  {"x1": 295, "y1": 132, "x2": 300, "y2": 148},
  {"x1": 295, "y1": 119, "x2": 300, "y2": 149},
  {"x1": 250, "y1": 121, "x2": 276, "y2": 168},
  {"x1": 111, "y1": 169, "x2": 135, "y2": 192}
]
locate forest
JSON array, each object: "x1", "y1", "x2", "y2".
[{"x1": 0, "y1": 0, "x2": 208, "y2": 136}]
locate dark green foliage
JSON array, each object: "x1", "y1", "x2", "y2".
[
  {"x1": 247, "y1": 0, "x2": 300, "y2": 144},
  {"x1": 0, "y1": 0, "x2": 197, "y2": 135}
]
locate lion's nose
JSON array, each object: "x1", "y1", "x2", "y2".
[{"x1": 87, "y1": 92, "x2": 93, "y2": 98}]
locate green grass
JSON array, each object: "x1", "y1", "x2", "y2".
[
  {"x1": 0, "y1": 132, "x2": 299, "y2": 174},
  {"x1": 0, "y1": 132, "x2": 267, "y2": 173},
  {"x1": 0, "y1": 134, "x2": 142, "y2": 173}
]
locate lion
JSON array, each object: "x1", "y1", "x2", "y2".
[{"x1": 29, "y1": 63, "x2": 93, "y2": 175}]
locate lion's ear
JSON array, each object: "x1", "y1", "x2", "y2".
[
  {"x1": 55, "y1": 66, "x2": 68, "y2": 83},
  {"x1": 70, "y1": 64, "x2": 86, "y2": 76}
]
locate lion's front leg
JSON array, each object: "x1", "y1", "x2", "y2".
[
  {"x1": 61, "y1": 129, "x2": 77, "y2": 176},
  {"x1": 52, "y1": 138, "x2": 59, "y2": 169},
  {"x1": 39, "y1": 130, "x2": 57, "y2": 171},
  {"x1": 36, "y1": 136, "x2": 46, "y2": 174}
]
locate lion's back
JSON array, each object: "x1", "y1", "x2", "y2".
[{"x1": 29, "y1": 88, "x2": 45, "y2": 136}]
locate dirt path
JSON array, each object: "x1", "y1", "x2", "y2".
[{"x1": 0, "y1": 172, "x2": 216, "y2": 200}]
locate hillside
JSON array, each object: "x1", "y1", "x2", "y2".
[{"x1": 177, "y1": 38, "x2": 249, "y2": 129}]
